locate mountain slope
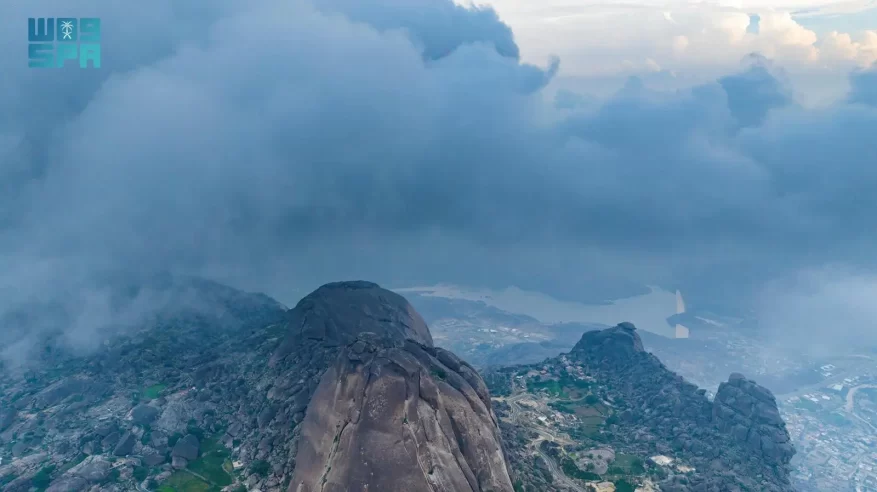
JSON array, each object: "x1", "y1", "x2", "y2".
[
  {"x1": 272, "y1": 281, "x2": 514, "y2": 491},
  {"x1": 0, "y1": 281, "x2": 796, "y2": 492},
  {"x1": 488, "y1": 322, "x2": 795, "y2": 492}
]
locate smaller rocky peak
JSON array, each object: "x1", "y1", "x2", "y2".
[
  {"x1": 714, "y1": 373, "x2": 782, "y2": 426},
  {"x1": 713, "y1": 373, "x2": 795, "y2": 468},
  {"x1": 572, "y1": 322, "x2": 645, "y2": 360}
]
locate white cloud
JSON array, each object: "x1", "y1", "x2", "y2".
[
  {"x1": 820, "y1": 30, "x2": 877, "y2": 66},
  {"x1": 464, "y1": 0, "x2": 875, "y2": 104}
]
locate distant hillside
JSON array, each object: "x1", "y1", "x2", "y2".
[
  {"x1": 486, "y1": 323, "x2": 796, "y2": 492},
  {"x1": 0, "y1": 280, "x2": 795, "y2": 492}
]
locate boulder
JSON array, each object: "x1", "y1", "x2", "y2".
[
  {"x1": 131, "y1": 404, "x2": 160, "y2": 425},
  {"x1": 171, "y1": 434, "x2": 200, "y2": 461},
  {"x1": 113, "y1": 431, "x2": 137, "y2": 456}
]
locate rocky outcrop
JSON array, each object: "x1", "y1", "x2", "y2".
[
  {"x1": 0, "y1": 276, "x2": 798, "y2": 492},
  {"x1": 572, "y1": 321, "x2": 644, "y2": 362},
  {"x1": 0, "y1": 406, "x2": 15, "y2": 432},
  {"x1": 112, "y1": 431, "x2": 137, "y2": 456},
  {"x1": 131, "y1": 404, "x2": 159, "y2": 425},
  {"x1": 276, "y1": 281, "x2": 513, "y2": 492},
  {"x1": 271, "y1": 281, "x2": 432, "y2": 361},
  {"x1": 45, "y1": 475, "x2": 89, "y2": 492},
  {"x1": 172, "y1": 434, "x2": 201, "y2": 461},
  {"x1": 570, "y1": 323, "x2": 796, "y2": 492},
  {"x1": 713, "y1": 373, "x2": 794, "y2": 468}
]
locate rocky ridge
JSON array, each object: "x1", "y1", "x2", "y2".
[
  {"x1": 0, "y1": 281, "x2": 797, "y2": 492},
  {"x1": 562, "y1": 322, "x2": 793, "y2": 491}
]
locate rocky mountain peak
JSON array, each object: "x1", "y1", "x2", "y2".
[
  {"x1": 271, "y1": 281, "x2": 433, "y2": 363},
  {"x1": 571, "y1": 321, "x2": 645, "y2": 362},
  {"x1": 261, "y1": 281, "x2": 513, "y2": 491},
  {"x1": 550, "y1": 323, "x2": 796, "y2": 491},
  {"x1": 713, "y1": 372, "x2": 795, "y2": 468}
]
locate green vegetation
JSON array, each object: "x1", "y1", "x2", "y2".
[
  {"x1": 168, "y1": 432, "x2": 184, "y2": 448},
  {"x1": 568, "y1": 421, "x2": 605, "y2": 440},
  {"x1": 614, "y1": 479, "x2": 636, "y2": 492},
  {"x1": 548, "y1": 401, "x2": 576, "y2": 414},
  {"x1": 188, "y1": 438, "x2": 233, "y2": 487},
  {"x1": 432, "y1": 368, "x2": 448, "y2": 381},
  {"x1": 559, "y1": 456, "x2": 601, "y2": 481},
  {"x1": 483, "y1": 372, "x2": 513, "y2": 397},
  {"x1": 527, "y1": 378, "x2": 565, "y2": 398},
  {"x1": 58, "y1": 453, "x2": 87, "y2": 474},
  {"x1": 527, "y1": 374, "x2": 597, "y2": 409},
  {"x1": 31, "y1": 465, "x2": 55, "y2": 489},
  {"x1": 157, "y1": 471, "x2": 215, "y2": 492},
  {"x1": 133, "y1": 466, "x2": 149, "y2": 481},
  {"x1": 250, "y1": 459, "x2": 271, "y2": 477},
  {"x1": 613, "y1": 454, "x2": 646, "y2": 475},
  {"x1": 144, "y1": 383, "x2": 167, "y2": 400},
  {"x1": 141, "y1": 424, "x2": 153, "y2": 445},
  {"x1": 186, "y1": 424, "x2": 206, "y2": 441},
  {"x1": 0, "y1": 473, "x2": 15, "y2": 487}
]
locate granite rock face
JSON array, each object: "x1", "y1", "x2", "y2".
[
  {"x1": 280, "y1": 281, "x2": 514, "y2": 492},
  {"x1": 713, "y1": 373, "x2": 795, "y2": 468},
  {"x1": 271, "y1": 281, "x2": 433, "y2": 360},
  {"x1": 171, "y1": 434, "x2": 201, "y2": 461}
]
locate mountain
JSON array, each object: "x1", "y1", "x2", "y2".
[
  {"x1": 270, "y1": 281, "x2": 513, "y2": 491},
  {"x1": 0, "y1": 280, "x2": 513, "y2": 492},
  {"x1": 0, "y1": 280, "x2": 795, "y2": 492},
  {"x1": 486, "y1": 322, "x2": 795, "y2": 492}
]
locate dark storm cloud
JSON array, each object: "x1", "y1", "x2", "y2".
[{"x1": 2, "y1": 0, "x2": 877, "y2": 364}]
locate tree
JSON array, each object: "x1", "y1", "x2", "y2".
[{"x1": 251, "y1": 460, "x2": 271, "y2": 477}]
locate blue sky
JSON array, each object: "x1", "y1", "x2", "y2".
[{"x1": 794, "y1": 6, "x2": 877, "y2": 34}]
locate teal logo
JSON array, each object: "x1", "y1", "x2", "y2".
[{"x1": 28, "y1": 17, "x2": 101, "y2": 68}]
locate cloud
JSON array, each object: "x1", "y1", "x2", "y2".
[
  {"x1": 849, "y1": 64, "x2": 877, "y2": 105},
  {"x1": 757, "y1": 267, "x2": 877, "y2": 355},
  {"x1": 2, "y1": 0, "x2": 877, "y2": 364},
  {"x1": 819, "y1": 30, "x2": 877, "y2": 66},
  {"x1": 471, "y1": 0, "x2": 875, "y2": 106}
]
